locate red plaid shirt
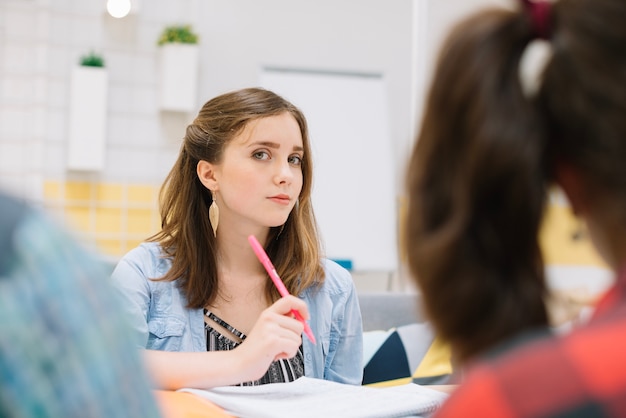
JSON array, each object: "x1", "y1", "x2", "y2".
[{"x1": 434, "y1": 274, "x2": 626, "y2": 417}]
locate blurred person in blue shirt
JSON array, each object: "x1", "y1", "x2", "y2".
[{"x1": 0, "y1": 191, "x2": 161, "y2": 418}]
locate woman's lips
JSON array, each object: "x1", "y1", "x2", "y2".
[{"x1": 269, "y1": 195, "x2": 290, "y2": 205}]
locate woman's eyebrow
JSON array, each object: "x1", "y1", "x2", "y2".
[
  {"x1": 248, "y1": 140, "x2": 279, "y2": 149},
  {"x1": 248, "y1": 141, "x2": 304, "y2": 152}
]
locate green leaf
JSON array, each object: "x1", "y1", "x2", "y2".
[
  {"x1": 157, "y1": 24, "x2": 199, "y2": 46},
  {"x1": 79, "y1": 51, "x2": 105, "y2": 68}
]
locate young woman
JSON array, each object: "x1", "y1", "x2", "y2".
[
  {"x1": 112, "y1": 87, "x2": 363, "y2": 389},
  {"x1": 405, "y1": 0, "x2": 626, "y2": 415}
]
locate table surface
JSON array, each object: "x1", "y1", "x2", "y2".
[
  {"x1": 155, "y1": 384, "x2": 457, "y2": 417},
  {"x1": 155, "y1": 390, "x2": 235, "y2": 418}
]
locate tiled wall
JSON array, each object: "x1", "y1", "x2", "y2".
[
  {"x1": 43, "y1": 180, "x2": 160, "y2": 259},
  {"x1": 0, "y1": 0, "x2": 193, "y2": 198},
  {"x1": 0, "y1": 0, "x2": 192, "y2": 260}
]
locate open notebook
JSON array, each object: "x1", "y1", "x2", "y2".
[{"x1": 180, "y1": 376, "x2": 449, "y2": 418}]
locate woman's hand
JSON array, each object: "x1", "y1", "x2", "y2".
[
  {"x1": 236, "y1": 295, "x2": 309, "y2": 381},
  {"x1": 143, "y1": 295, "x2": 311, "y2": 389}
]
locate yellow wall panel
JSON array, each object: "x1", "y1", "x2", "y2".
[
  {"x1": 151, "y1": 214, "x2": 161, "y2": 232},
  {"x1": 65, "y1": 181, "x2": 92, "y2": 201},
  {"x1": 539, "y1": 202, "x2": 605, "y2": 267},
  {"x1": 43, "y1": 181, "x2": 62, "y2": 200},
  {"x1": 65, "y1": 205, "x2": 91, "y2": 231},
  {"x1": 44, "y1": 180, "x2": 164, "y2": 259},
  {"x1": 97, "y1": 239, "x2": 123, "y2": 257},
  {"x1": 128, "y1": 185, "x2": 156, "y2": 204},
  {"x1": 127, "y1": 208, "x2": 155, "y2": 235},
  {"x1": 126, "y1": 238, "x2": 145, "y2": 251},
  {"x1": 96, "y1": 183, "x2": 123, "y2": 202},
  {"x1": 95, "y1": 207, "x2": 122, "y2": 234}
]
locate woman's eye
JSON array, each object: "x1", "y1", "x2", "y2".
[
  {"x1": 289, "y1": 155, "x2": 302, "y2": 166},
  {"x1": 253, "y1": 151, "x2": 270, "y2": 160}
]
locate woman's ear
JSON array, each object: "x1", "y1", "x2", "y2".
[
  {"x1": 554, "y1": 160, "x2": 587, "y2": 217},
  {"x1": 197, "y1": 160, "x2": 218, "y2": 190}
]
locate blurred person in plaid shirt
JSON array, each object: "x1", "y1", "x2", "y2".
[
  {"x1": 0, "y1": 191, "x2": 161, "y2": 418},
  {"x1": 404, "y1": 0, "x2": 626, "y2": 416}
]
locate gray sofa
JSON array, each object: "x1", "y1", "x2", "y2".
[{"x1": 358, "y1": 291, "x2": 425, "y2": 332}]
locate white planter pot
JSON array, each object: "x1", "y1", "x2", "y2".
[
  {"x1": 159, "y1": 43, "x2": 199, "y2": 113},
  {"x1": 67, "y1": 66, "x2": 108, "y2": 171}
]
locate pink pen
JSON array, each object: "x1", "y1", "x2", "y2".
[{"x1": 247, "y1": 234, "x2": 317, "y2": 345}]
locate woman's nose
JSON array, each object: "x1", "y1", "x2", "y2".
[{"x1": 274, "y1": 160, "x2": 293, "y2": 184}]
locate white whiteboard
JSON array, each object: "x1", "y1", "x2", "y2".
[{"x1": 260, "y1": 68, "x2": 397, "y2": 271}]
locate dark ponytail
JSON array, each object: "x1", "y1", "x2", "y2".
[{"x1": 405, "y1": 7, "x2": 550, "y2": 364}]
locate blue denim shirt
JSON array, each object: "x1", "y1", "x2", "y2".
[{"x1": 111, "y1": 242, "x2": 363, "y2": 385}]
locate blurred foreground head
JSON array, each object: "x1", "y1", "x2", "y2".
[{"x1": 404, "y1": 0, "x2": 626, "y2": 364}]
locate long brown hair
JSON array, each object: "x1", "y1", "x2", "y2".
[
  {"x1": 405, "y1": 0, "x2": 626, "y2": 365},
  {"x1": 149, "y1": 87, "x2": 325, "y2": 308},
  {"x1": 406, "y1": 7, "x2": 549, "y2": 364}
]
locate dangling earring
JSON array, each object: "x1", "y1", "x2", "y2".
[{"x1": 209, "y1": 190, "x2": 219, "y2": 237}]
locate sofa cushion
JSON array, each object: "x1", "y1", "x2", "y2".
[{"x1": 362, "y1": 322, "x2": 453, "y2": 386}]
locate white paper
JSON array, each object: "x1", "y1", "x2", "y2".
[{"x1": 180, "y1": 377, "x2": 449, "y2": 418}]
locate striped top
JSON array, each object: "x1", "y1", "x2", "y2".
[{"x1": 204, "y1": 310, "x2": 305, "y2": 386}]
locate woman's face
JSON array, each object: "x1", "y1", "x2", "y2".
[{"x1": 212, "y1": 112, "x2": 304, "y2": 232}]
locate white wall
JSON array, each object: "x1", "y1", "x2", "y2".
[{"x1": 0, "y1": 0, "x2": 504, "y2": 280}]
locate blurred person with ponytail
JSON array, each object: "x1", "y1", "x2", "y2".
[{"x1": 405, "y1": 0, "x2": 626, "y2": 415}]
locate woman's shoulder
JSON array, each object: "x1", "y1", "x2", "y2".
[
  {"x1": 122, "y1": 241, "x2": 165, "y2": 259},
  {"x1": 317, "y1": 258, "x2": 355, "y2": 294},
  {"x1": 115, "y1": 242, "x2": 172, "y2": 279}
]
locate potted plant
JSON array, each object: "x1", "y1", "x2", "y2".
[
  {"x1": 67, "y1": 50, "x2": 108, "y2": 171},
  {"x1": 79, "y1": 50, "x2": 106, "y2": 68},
  {"x1": 157, "y1": 24, "x2": 199, "y2": 46},
  {"x1": 157, "y1": 24, "x2": 200, "y2": 113}
]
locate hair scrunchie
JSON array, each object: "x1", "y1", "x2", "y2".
[{"x1": 521, "y1": 0, "x2": 552, "y2": 40}]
